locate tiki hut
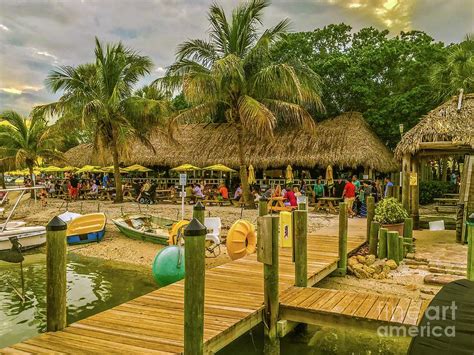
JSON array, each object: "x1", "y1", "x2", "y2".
[{"x1": 63, "y1": 112, "x2": 396, "y2": 173}]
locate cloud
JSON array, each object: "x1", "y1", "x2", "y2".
[{"x1": 0, "y1": 0, "x2": 471, "y2": 113}]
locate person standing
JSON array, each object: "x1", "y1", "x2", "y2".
[
  {"x1": 313, "y1": 178, "x2": 325, "y2": 203},
  {"x1": 342, "y1": 177, "x2": 356, "y2": 218},
  {"x1": 384, "y1": 177, "x2": 394, "y2": 198},
  {"x1": 334, "y1": 178, "x2": 346, "y2": 198}
]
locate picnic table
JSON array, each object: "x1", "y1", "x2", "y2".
[
  {"x1": 202, "y1": 199, "x2": 231, "y2": 206},
  {"x1": 98, "y1": 188, "x2": 115, "y2": 201},
  {"x1": 267, "y1": 196, "x2": 295, "y2": 213},
  {"x1": 314, "y1": 197, "x2": 342, "y2": 214}
]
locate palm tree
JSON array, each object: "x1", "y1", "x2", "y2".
[
  {"x1": 40, "y1": 38, "x2": 171, "y2": 203},
  {"x1": 0, "y1": 111, "x2": 60, "y2": 197},
  {"x1": 160, "y1": 0, "x2": 323, "y2": 205},
  {"x1": 430, "y1": 34, "x2": 474, "y2": 100}
]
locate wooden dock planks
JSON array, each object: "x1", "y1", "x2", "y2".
[{"x1": 3, "y1": 234, "x2": 365, "y2": 354}]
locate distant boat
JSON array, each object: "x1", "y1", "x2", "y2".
[
  {"x1": 0, "y1": 225, "x2": 46, "y2": 251},
  {"x1": 66, "y1": 213, "x2": 106, "y2": 245},
  {"x1": 112, "y1": 214, "x2": 175, "y2": 245}
]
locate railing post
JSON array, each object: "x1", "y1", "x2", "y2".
[
  {"x1": 468, "y1": 223, "x2": 474, "y2": 281},
  {"x1": 403, "y1": 217, "x2": 414, "y2": 253},
  {"x1": 259, "y1": 196, "x2": 268, "y2": 217},
  {"x1": 258, "y1": 215, "x2": 280, "y2": 355},
  {"x1": 193, "y1": 201, "x2": 205, "y2": 224},
  {"x1": 378, "y1": 228, "x2": 388, "y2": 259},
  {"x1": 387, "y1": 231, "x2": 399, "y2": 264},
  {"x1": 366, "y1": 196, "x2": 375, "y2": 242},
  {"x1": 46, "y1": 216, "x2": 68, "y2": 332},
  {"x1": 334, "y1": 202, "x2": 348, "y2": 275},
  {"x1": 184, "y1": 218, "x2": 206, "y2": 355},
  {"x1": 368, "y1": 221, "x2": 380, "y2": 255},
  {"x1": 293, "y1": 209, "x2": 307, "y2": 287}
]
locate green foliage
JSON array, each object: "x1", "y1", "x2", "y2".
[
  {"x1": 272, "y1": 24, "x2": 450, "y2": 147},
  {"x1": 419, "y1": 180, "x2": 457, "y2": 205},
  {"x1": 374, "y1": 197, "x2": 409, "y2": 225}
]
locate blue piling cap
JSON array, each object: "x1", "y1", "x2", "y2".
[
  {"x1": 46, "y1": 216, "x2": 67, "y2": 231},
  {"x1": 194, "y1": 201, "x2": 205, "y2": 210},
  {"x1": 184, "y1": 218, "x2": 207, "y2": 237}
]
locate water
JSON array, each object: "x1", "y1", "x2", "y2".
[{"x1": 0, "y1": 253, "x2": 157, "y2": 347}]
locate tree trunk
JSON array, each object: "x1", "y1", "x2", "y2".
[
  {"x1": 0, "y1": 171, "x2": 5, "y2": 189},
  {"x1": 111, "y1": 143, "x2": 123, "y2": 203},
  {"x1": 28, "y1": 164, "x2": 35, "y2": 199},
  {"x1": 237, "y1": 128, "x2": 253, "y2": 207}
]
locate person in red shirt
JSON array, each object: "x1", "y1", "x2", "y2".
[
  {"x1": 342, "y1": 178, "x2": 356, "y2": 217},
  {"x1": 284, "y1": 186, "x2": 297, "y2": 207},
  {"x1": 218, "y1": 183, "x2": 229, "y2": 200}
]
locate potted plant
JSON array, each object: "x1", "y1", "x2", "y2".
[{"x1": 374, "y1": 197, "x2": 409, "y2": 235}]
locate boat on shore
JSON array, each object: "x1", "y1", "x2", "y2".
[
  {"x1": 0, "y1": 225, "x2": 46, "y2": 251},
  {"x1": 65, "y1": 213, "x2": 106, "y2": 245},
  {"x1": 112, "y1": 214, "x2": 175, "y2": 245}
]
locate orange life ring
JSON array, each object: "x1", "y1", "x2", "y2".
[{"x1": 226, "y1": 220, "x2": 257, "y2": 260}]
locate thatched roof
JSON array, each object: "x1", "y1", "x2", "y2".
[
  {"x1": 395, "y1": 93, "x2": 474, "y2": 159},
  {"x1": 63, "y1": 112, "x2": 397, "y2": 172}
]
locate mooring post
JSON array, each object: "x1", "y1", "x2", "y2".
[
  {"x1": 259, "y1": 196, "x2": 268, "y2": 217},
  {"x1": 193, "y1": 201, "x2": 205, "y2": 225},
  {"x1": 403, "y1": 217, "x2": 414, "y2": 253},
  {"x1": 184, "y1": 218, "x2": 206, "y2": 355},
  {"x1": 46, "y1": 216, "x2": 68, "y2": 332},
  {"x1": 334, "y1": 202, "x2": 348, "y2": 276},
  {"x1": 387, "y1": 231, "x2": 399, "y2": 264},
  {"x1": 260, "y1": 215, "x2": 280, "y2": 355},
  {"x1": 293, "y1": 209, "x2": 307, "y2": 287},
  {"x1": 368, "y1": 221, "x2": 380, "y2": 256},
  {"x1": 378, "y1": 228, "x2": 388, "y2": 259},
  {"x1": 366, "y1": 196, "x2": 375, "y2": 242},
  {"x1": 467, "y1": 224, "x2": 474, "y2": 281}
]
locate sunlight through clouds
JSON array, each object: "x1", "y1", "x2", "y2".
[{"x1": 0, "y1": 23, "x2": 10, "y2": 31}]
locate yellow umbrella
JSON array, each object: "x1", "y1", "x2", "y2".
[
  {"x1": 101, "y1": 166, "x2": 127, "y2": 173},
  {"x1": 325, "y1": 165, "x2": 334, "y2": 185},
  {"x1": 285, "y1": 165, "x2": 294, "y2": 183},
  {"x1": 123, "y1": 164, "x2": 153, "y2": 173},
  {"x1": 76, "y1": 165, "x2": 102, "y2": 174},
  {"x1": 202, "y1": 164, "x2": 236, "y2": 173},
  {"x1": 248, "y1": 165, "x2": 256, "y2": 185},
  {"x1": 170, "y1": 164, "x2": 201, "y2": 172},
  {"x1": 40, "y1": 165, "x2": 63, "y2": 173},
  {"x1": 60, "y1": 166, "x2": 78, "y2": 172}
]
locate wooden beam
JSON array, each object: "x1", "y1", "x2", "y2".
[{"x1": 418, "y1": 142, "x2": 473, "y2": 150}]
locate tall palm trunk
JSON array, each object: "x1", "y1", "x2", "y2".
[
  {"x1": 28, "y1": 164, "x2": 35, "y2": 199},
  {"x1": 111, "y1": 142, "x2": 123, "y2": 203},
  {"x1": 0, "y1": 171, "x2": 5, "y2": 189},
  {"x1": 237, "y1": 128, "x2": 254, "y2": 207}
]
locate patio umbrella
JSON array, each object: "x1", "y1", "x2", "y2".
[
  {"x1": 75, "y1": 165, "x2": 102, "y2": 174},
  {"x1": 123, "y1": 164, "x2": 153, "y2": 173},
  {"x1": 285, "y1": 165, "x2": 294, "y2": 183},
  {"x1": 170, "y1": 164, "x2": 201, "y2": 172},
  {"x1": 101, "y1": 166, "x2": 127, "y2": 173},
  {"x1": 60, "y1": 166, "x2": 78, "y2": 172},
  {"x1": 325, "y1": 165, "x2": 334, "y2": 185},
  {"x1": 202, "y1": 164, "x2": 236, "y2": 173},
  {"x1": 40, "y1": 165, "x2": 63, "y2": 173},
  {"x1": 248, "y1": 165, "x2": 256, "y2": 185}
]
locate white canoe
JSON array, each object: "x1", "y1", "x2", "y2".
[{"x1": 0, "y1": 226, "x2": 46, "y2": 251}]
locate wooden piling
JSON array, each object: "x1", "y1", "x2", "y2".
[
  {"x1": 259, "y1": 196, "x2": 268, "y2": 217},
  {"x1": 193, "y1": 201, "x2": 205, "y2": 225},
  {"x1": 403, "y1": 218, "x2": 414, "y2": 253},
  {"x1": 368, "y1": 221, "x2": 380, "y2": 256},
  {"x1": 263, "y1": 215, "x2": 280, "y2": 354},
  {"x1": 387, "y1": 231, "x2": 399, "y2": 264},
  {"x1": 334, "y1": 202, "x2": 348, "y2": 275},
  {"x1": 378, "y1": 228, "x2": 388, "y2": 259},
  {"x1": 293, "y1": 209, "x2": 307, "y2": 287},
  {"x1": 467, "y1": 224, "x2": 473, "y2": 281},
  {"x1": 46, "y1": 216, "x2": 68, "y2": 332},
  {"x1": 184, "y1": 218, "x2": 206, "y2": 355},
  {"x1": 366, "y1": 196, "x2": 375, "y2": 242},
  {"x1": 398, "y1": 236, "x2": 404, "y2": 262}
]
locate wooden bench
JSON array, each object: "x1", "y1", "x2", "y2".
[{"x1": 203, "y1": 199, "x2": 231, "y2": 206}]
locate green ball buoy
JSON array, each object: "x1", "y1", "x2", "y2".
[{"x1": 152, "y1": 245, "x2": 185, "y2": 287}]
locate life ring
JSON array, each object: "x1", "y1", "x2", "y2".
[
  {"x1": 226, "y1": 220, "x2": 257, "y2": 260},
  {"x1": 168, "y1": 220, "x2": 189, "y2": 245}
]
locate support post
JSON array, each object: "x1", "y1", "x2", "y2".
[
  {"x1": 398, "y1": 235, "x2": 404, "y2": 262},
  {"x1": 403, "y1": 218, "x2": 414, "y2": 253},
  {"x1": 259, "y1": 196, "x2": 268, "y2": 217},
  {"x1": 366, "y1": 196, "x2": 375, "y2": 242},
  {"x1": 410, "y1": 157, "x2": 420, "y2": 229},
  {"x1": 402, "y1": 154, "x2": 411, "y2": 213},
  {"x1": 334, "y1": 202, "x2": 348, "y2": 275},
  {"x1": 387, "y1": 231, "x2": 399, "y2": 264},
  {"x1": 193, "y1": 201, "x2": 205, "y2": 225},
  {"x1": 46, "y1": 216, "x2": 68, "y2": 332},
  {"x1": 368, "y1": 221, "x2": 380, "y2": 256},
  {"x1": 293, "y1": 209, "x2": 307, "y2": 287},
  {"x1": 263, "y1": 215, "x2": 280, "y2": 355},
  {"x1": 378, "y1": 228, "x2": 388, "y2": 259},
  {"x1": 393, "y1": 186, "x2": 400, "y2": 202},
  {"x1": 184, "y1": 218, "x2": 206, "y2": 355},
  {"x1": 468, "y1": 224, "x2": 474, "y2": 281}
]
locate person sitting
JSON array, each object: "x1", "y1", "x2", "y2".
[
  {"x1": 284, "y1": 186, "x2": 297, "y2": 207},
  {"x1": 252, "y1": 187, "x2": 261, "y2": 202},
  {"x1": 38, "y1": 187, "x2": 48, "y2": 207},
  {"x1": 218, "y1": 183, "x2": 229, "y2": 200},
  {"x1": 136, "y1": 180, "x2": 151, "y2": 202},
  {"x1": 89, "y1": 180, "x2": 99, "y2": 199},
  {"x1": 233, "y1": 184, "x2": 242, "y2": 200},
  {"x1": 193, "y1": 183, "x2": 205, "y2": 200},
  {"x1": 273, "y1": 184, "x2": 282, "y2": 198},
  {"x1": 185, "y1": 184, "x2": 194, "y2": 202}
]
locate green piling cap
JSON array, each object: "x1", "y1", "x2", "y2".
[
  {"x1": 194, "y1": 201, "x2": 205, "y2": 210},
  {"x1": 47, "y1": 216, "x2": 67, "y2": 231},
  {"x1": 184, "y1": 218, "x2": 207, "y2": 237}
]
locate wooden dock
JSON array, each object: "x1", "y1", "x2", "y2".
[
  {"x1": 2, "y1": 234, "x2": 365, "y2": 354},
  {"x1": 280, "y1": 286, "x2": 430, "y2": 330}
]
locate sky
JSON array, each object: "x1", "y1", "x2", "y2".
[{"x1": 0, "y1": 0, "x2": 473, "y2": 115}]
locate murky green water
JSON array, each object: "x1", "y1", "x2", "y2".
[{"x1": 0, "y1": 253, "x2": 157, "y2": 348}]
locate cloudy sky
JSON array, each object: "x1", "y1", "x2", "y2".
[{"x1": 0, "y1": 0, "x2": 472, "y2": 114}]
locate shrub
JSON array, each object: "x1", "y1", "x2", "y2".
[
  {"x1": 374, "y1": 198, "x2": 409, "y2": 225},
  {"x1": 419, "y1": 181, "x2": 456, "y2": 205}
]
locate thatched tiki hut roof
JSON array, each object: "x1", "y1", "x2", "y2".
[
  {"x1": 63, "y1": 112, "x2": 397, "y2": 172},
  {"x1": 395, "y1": 93, "x2": 474, "y2": 159}
]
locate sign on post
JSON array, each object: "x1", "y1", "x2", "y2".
[
  {"x1": 180, "y1": 173, "x2": 187, "y2": 186},
  {"x1": 410, "y1": 173, "x2": 418, "y2": 186}
]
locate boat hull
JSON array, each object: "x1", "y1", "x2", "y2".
[
  {"x1": 112, "y1": 215, "x2": 175, "y2": 245},
  {"x1": 0, "y1": 228, "x2": 46, "y2": 251},
  {"x1": 66, "y1": 213, "x2": 106, "y2": 245},
  {"x1": 67, "y1": 229, "x2": 105, "y2": 245}
]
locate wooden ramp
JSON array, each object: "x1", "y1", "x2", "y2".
[
  {"x1": 280, "y1": 287, "x2": 430, "y2": 329},
  {"x1": 2, "y1": 234, "x2": 365, "y2": 354}
]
